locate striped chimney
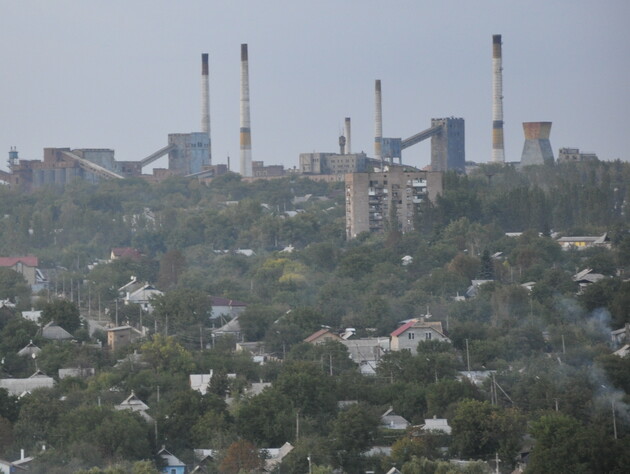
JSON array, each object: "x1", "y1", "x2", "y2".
[
  {"x1": 492, "y1": 34, "x2": 505, "y2": 163},
  {"x1": 201, "y1": 53, "x2": 212, "y2": 159},
  {"x1": 374, "y1": 80, "x2": 382, "y2": 163},
  {"x1": 240, "y1": 44, "x2": 252, "y2": 177},
  {"x1": 344, "y1": 117, "x2": 352, "y2": 154}
]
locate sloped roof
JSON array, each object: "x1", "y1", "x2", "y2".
[
  {"x1": 0, "y1": 256, "x2": 38, "y2": 267},
  {"x1": 422, "y1": 417, "x2": 452, "y2": 434},
  {"x1": 381, "y1": 407, "x2": 410, "y2": 430},
  {"x1": 42, "y1": 321, "x2": 73, "y2": 340},
  {"x1": 390, "y1": 319, "x2": 445, "y2": 338},
  {"x1": 17, "y1": 341, "x2": 41, "y2": 357},
  {"x1": 304, "y1": 328, "x2": 342, "y2": 343},
  {"x1": 158, "y1": 446, "x2": 185, "y2": 467},
  {"x1": 110, "y1": 247, "x2": 142, "y2": 260},
  {"x1": 116, "y1": 391, "x2": 149, "y2": 412}
]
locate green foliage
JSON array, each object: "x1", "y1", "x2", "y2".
[
  {"x1": 41, "y1": 299, "x2": 81, "y2": 333},
  {"x1": 0, "y1": 268, "x2": 31, "y2": 308}
]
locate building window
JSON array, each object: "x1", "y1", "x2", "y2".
[
  {"x1": 425, "y1": 332, "x2": 432, "y2": 340},
  {"x1": 408, "y1": 333, "x2": 415, "y2": 340}
]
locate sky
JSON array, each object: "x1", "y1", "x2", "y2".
[{"x1": 1, "y1": 0, "x2": 629, "y2": 174}]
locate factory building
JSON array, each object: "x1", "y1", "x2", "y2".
[
  {"x1": 4, "y1": 147, "x2": 125, "y2": 192},
  {"x1": 299, "y1": 152, "x2": 368, "y2": 175},
  {"x1": 430, "y1": 117, "x2": 465, "y2": 172},
  {"x1": 557, "y1": 148, "x2": 598, "y2": 164},
  {"x1": 345, "y1": 169, "x2": 443, "y2": 239},
  {"x1": 167, "y1": 133, "x2": 211, "y2": 175}
]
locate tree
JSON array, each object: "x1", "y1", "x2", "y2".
[
  {"x1": 157, "y1": 249, "x2": 186, "y2": 290},
  {"x1": 274, "y1": 361, "x2": 336, "y2": 418},
  {"x1": 219, "y1": 439, "x2": 265, "y2": 474},
  {"x1": 450, "y1": 400, "x2": 525, "y2": 466},
  {"x1": 140, "y1": 334, "x2": 195, "y2": 374},
  {"x1": 329, "y1": 403, "x2": 379, "y2": 472},
  {"x1": 0, "y1": 267, "x2": 31, "y2": 308},
  {"x1": 527, "y1": 413, "x2": 590, "y2": 474},
  {"x1": 235, "y1": 387, "x2": 294, "y2": 446},
  {"x1": 41, "y1": 299, "x2": 81, "y2": 333}
]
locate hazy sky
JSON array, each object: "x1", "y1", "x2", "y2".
[{"x1": 1, "y1": 1, "x2": 629, "y2": 173}]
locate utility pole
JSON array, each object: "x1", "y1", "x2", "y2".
[
  {"x1": 465, "y1": 338, "x2": 471, "y2": 372},
  {"x1": 612, "y1": 398, "x2": 618, "y2": 440}
]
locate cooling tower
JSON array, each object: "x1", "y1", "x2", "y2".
[{"x1": 520, "y1": 122, "x2": 554, "y2": 166}]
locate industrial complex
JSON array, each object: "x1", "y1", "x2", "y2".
[{"x1": 1, "y1": 35, "x2": 598, "y2": 237}]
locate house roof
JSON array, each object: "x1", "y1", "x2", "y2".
[
  {"x1": 0, "y1": 256, "x2": 38, "y2": 267},
  {"x1": 304, "y1": 328, "x2": 342, "y2": 343},
  {"x1": 422, "y1": 417, "x2": 452, "y2": 434},
  {"x1": 390, "y1": 319, "x2": 445, "y2": 338},
  {"x1": 381, "y1": 407, "x2": 410, "y2": 430},
  {"x1": 158, "y1": 446, "x2": 185, "y2": 467},
  {"x1": 190, "y1": 372, "x2": 213, "y2": 395},
  {"x1": 211, "y1": 296, "x2": 248, "y2": 307},
  {"x1": 42, "y1": 321, "x2": 73, "y2": 340},
  {"x1": 17, "y1": 341, "x2": 41, "y2": 357},
  {"x1": 116, "y1": 391, "x2": 149, "y2": 412},
  {"x1": 110, "y1": 247, "x2": 142, "y2": 260}
]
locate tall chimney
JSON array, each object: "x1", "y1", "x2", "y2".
[
  {"x1": 240, "y1": 44, "x2": 252, "y2": 177},
  {"x1": 374, "y1": 80, "x2": 383, "y2": 164},
  {"x1": 201, "y1": 53, "x2": 212, "y2": 161},
  {"x1": 492, "y1": 34, "x2": 505, "y2": 163},
  {"x1": 344, "y1": 117, "x2": 352, "y2": 154}
]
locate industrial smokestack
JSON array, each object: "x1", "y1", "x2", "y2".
[
  {"x1": 240, "y1": 44, "x2": 252, "y2": 177},
  {"x1": 344, "y1": 117, "x2": 352, "y2": 154},
  {"x1": 201, "y1": 53, "x2": 211, "y2": 159},
  {"x1": 492, "y1": 34, "x2": 505, "y2": 163},
  {"x1": 374, "y1": 80, "x2": 383, "y2": 163}
]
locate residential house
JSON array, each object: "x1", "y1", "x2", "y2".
[
  {"x1": 304, "y1": 328, "x2": 343, "y2": 344},
  {"x1": 380, "y1": 407, "x2": 410, "y2": 430},
  {"x1": 210, "y1": 296, "x2": 247, "y2": 320},
  {"x1": 390, "y1": 318, "x2": 450, "y2": 354},
  {"x1": 41, "y1": 321, "x2": 73, "y2": 341},
  {"x1": 420, "y1": 416, "x2": 452, "y2": 434},
  {"x1": 116, "y1": 391, "x2": 153, "y2": 423},
  {"x1": 123, "y1": 283, "x2": 163, "y2": 313},
  {"x1": 466, "y1": 279, "x2": 494, "y2": 298},
  {"x1": 611, "y1": 324, "x2": 630, "y2": 347},
  {"x1": 59, "y1": 367, "x2": 95, "y2": 379},
  {"x1": 557, "y1": 233, "x2": 610, "y2": 250},
  {"x1": 0, "y1": 370, "x2": 54, "y2": 397},
  {"x1": 0, "y1": 256, "x2": 46, "y2": 289},
  {"x1": 211, "y1": 316, "x2": 242, "y2": 342},
  {"x1": 340, "y1": 337, "x2": 389, "y2": 375},
  {"x1": 158, "y1": 446, "x2": 186, "y2": 474},
  {"x1": 264, "y1": 442, "x2": 294, "y2": 472},
  {"x1": 190, "y1": 372, "x2": 213, "y2": 395},
  {"x1": 107, "y1": 325, "x2": 143, "y2": 351},
  {"x1": 573, "y1": 268, "x2": 605, "y2": 293},
  {"x1": 17, "y1": 341, "x2": 41, "y2": 358}
]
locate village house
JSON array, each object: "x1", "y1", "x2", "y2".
[
  {"x1": 556, "y1": 232, "x2": 610, "y2": 250},
  {"x1": 0, "y1": 255, "x2": 46, "y2": 289},
  {"x1": 107, "y1": 325, "x2": 143, "y2": 352},
  {"x1": 304, "y1": 328, "x2": 343, "y2": 344},
  {"x1": 390, "y1": 318, "x2": 450, "y2": 354}
]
